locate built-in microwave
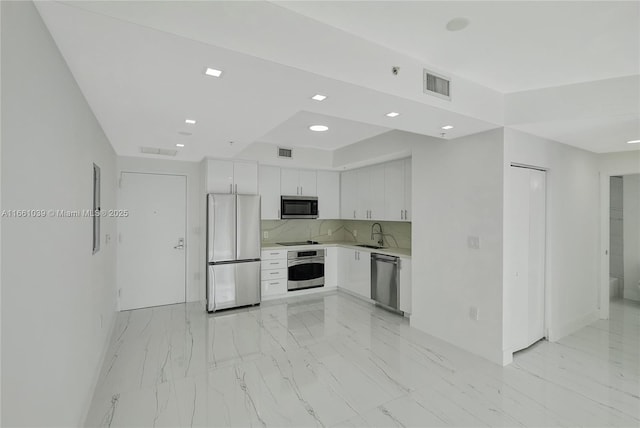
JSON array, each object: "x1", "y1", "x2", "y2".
[{"x1": 280, "y1": 196, "x2": 318, "y2": 219}]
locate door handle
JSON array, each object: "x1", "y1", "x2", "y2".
[{"x1": 173, "y1": 238, "x2": 185, "y2": 250}]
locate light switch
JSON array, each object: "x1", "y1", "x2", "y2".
[{"x1": 263, "y1": 231, "x2": 269, "y2": 239}]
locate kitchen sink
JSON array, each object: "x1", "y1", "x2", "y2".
[{"x1": 356, "y1": 244, "x2": 385, "y2": 249}]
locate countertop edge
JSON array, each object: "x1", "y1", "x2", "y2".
[{"x1": 261, "y1": 242, "x2": 411, "y2": 258}]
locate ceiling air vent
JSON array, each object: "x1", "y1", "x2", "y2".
[
  {"x1": 140, "y1": 147, "x2": 177, "y2": 157},
  {"x1": 423, "y1": 69, "x2": 451, "y2": 100},
  {"x1": 278, "y1": 147, "x2": 293, "y2": 159}
]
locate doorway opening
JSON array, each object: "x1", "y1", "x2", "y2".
[{"x1": 608, "y1": 175, "x2": 640, "y2": 311}]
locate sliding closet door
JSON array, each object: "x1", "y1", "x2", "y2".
[{"x1": 505, "y1": 166, "x2": 547, "y2": 353}]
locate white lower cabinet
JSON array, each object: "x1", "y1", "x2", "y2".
[
  {"x1": 338, "y1": 248, "x2": 371, "y2": 299},
  {"x1": 261, "y1": 250, "x2": 287, "y2": 298},
  {"x1": 324, "y1": 247, "x2": 338, "y2": 288},
  {"x1": 399, "y1": 257, "x2": 412, "y2": 314}
]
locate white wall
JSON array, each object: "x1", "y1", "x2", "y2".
[
  {"x1": 503, "y1": 128, "x2": 600, "y2": 343},
  {"x1": 332, "y1": 130, "x2": 417, "y2": 170},
  {"x1": 117, "y1": 156, "x2": 204, "y2": 303},
  {"x1": 411, "y1": 129, "x2": 505, "y2": 364},
  {"x1": 237, "y1": 142, "x2": 334, "y2": 170},
  {"x1": 1, "y1": 2, "x2": 117, "y2": 425},
  {"x1": 623, "y1": 175, "x2": 640, "y2": 301}
]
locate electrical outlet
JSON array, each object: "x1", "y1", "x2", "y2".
[
  {"x1": 263, "y1": 231, "x2": 268, "y2": 239},
  {"x1": 469, "y1": 306, "x2": 479, "y2": 321},
  {"x1": 328, "y1": 229, "x2": 332, "y2": 236},
  {"x1": 467, "y1": 235, "x2": 480, "y2": 249},
  {"x1": 353, "y1": 230, "x2": 357, "y2": 238}
]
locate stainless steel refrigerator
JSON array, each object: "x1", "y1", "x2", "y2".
[{"x1": 207, "y1": 194, "x2": 261, "y2": 312}]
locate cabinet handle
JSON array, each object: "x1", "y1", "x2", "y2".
[
  {"x1": 300, "y1": 186, "x2": 303, "y2": 195},
  {"x1": 405, "y1": 209, "x2": 408, "y2": 219},
  {"x1": 269, "y1": 272, "x2": 279, "y2": 275},
  {"x1": 401, "y1": 210, "x2": 404, "y2": 220},
  {"x1": 229, "y1": 183, "x2": 233, "y2": 194},
  {"x1": 353, "y1": 210, "x2": 356, "y2": 219},
  {"x1": 269, "y1": 262, "x2": 279, "y2": 265},
  {"x1": 269, "y1": 282, "x2": 279, "y2": 286},
  {"x1": 269, "y1": 252, "x2": 279, "y2": 255},
  {"x1": 235, "y1": 184, "x2": 238, "y2": 193}
]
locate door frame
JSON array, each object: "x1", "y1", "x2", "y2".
[
  {"x1": 507, "y1": 163, "x2": 550, "y2": 354},
  {"x1": 599, "y1": 167, "x2": 640, "y2": 320},
  {"x1": 117, "y1": 171, "x2": 188, "y2": 310}
]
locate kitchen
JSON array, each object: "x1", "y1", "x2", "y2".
[
  {"x1": 2, "y1": 1, "x2": 640, "y2": 427},
  {"x1": 205, "y1": 158, "x2": 412, "y2": 314}
]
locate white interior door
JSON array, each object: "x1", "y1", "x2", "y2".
[
  {"x1": 505, "y1": 166, "x2": 546, "y2": 352},
  {"x1": 117, "y1": 172, "x2": 187, "y2": 310}
]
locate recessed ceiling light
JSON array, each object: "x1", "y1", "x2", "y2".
[
  {"x1": 446, "y1": 17, "x2": 470, "y2": 32},
  {"x1": 442, "y1": 125, "x2": 454, "y2": 130},
  {"x1": 627, "y1": 139, "x2": 640, "y2": 144},
  {"x1": 176, "y1": 143, "x2": 185, "y2": 148},
  {"x1": 311, "y1": 94, "x2": 327, "y2": 101},
  {"x1": 309, "y1": 125, "x2": 329, "y2": 132},
  {"x1": 185, "y1": 119, "x2": 196, "y2": 124},
  {"x1": 205, "y1": 67, "x2": 223, "y2": 77},
  {"x1": 386, "y1": 112, "x2": 400, "y2": 118}
]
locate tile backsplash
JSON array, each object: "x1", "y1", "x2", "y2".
[
  {"x1": 261, "y1": 219, "x2": 411, "y2": 249},
  {"x1": 342, "y1": 220, "x2": 411, "y2": 249}
]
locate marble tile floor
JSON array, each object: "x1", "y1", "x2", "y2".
[{"x1": 85, "y1": 293, "x2": 640, "y2": 427}]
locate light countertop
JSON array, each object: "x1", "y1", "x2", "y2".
[{"x1": 261, "y1": 241, "x2": 411, "y2": 258}]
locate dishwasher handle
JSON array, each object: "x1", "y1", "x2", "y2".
[{"x1": 371, "y1": 253, "x2": 399, "y2": 264}]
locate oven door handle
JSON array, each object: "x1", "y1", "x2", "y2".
[{"x1": 288, "y1": 257, "x2": 325, "y2": 267}]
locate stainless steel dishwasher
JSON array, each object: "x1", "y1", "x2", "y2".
[{"x1": 371, "y1": 253, "x2": 401, "y2": 314}]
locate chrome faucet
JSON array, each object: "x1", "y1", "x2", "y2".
[{"x1": 370, "y1": 222, "x2": 384, "y2": 247}]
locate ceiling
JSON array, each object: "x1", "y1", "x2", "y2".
[
  {"x1": 275, "y1": 0, "x2": 640, "y2": 93},
  {"x1": 260, "y1": 111, "x2": 390, "y2": 150},
  {"x1": 35, "y1": 1, "x2": 639, "y2": 161}
]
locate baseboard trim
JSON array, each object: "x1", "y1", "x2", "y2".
[
  {"x1": 548, "y1": 310, "x2": 599, "y2": 342},
  {"x1": 78, "y1": 309, "x2": 117, "y2": 426}
]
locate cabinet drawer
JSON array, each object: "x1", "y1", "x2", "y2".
[
  {"x1": 262, "y1": 268, "x2": 287, "y2": 280},
  {"x1": 261, "y1": 259, "x2": 287, "y2": 270},
  {"x1": 261, "y1": 279, "x2": 287, "y2": 297},
  {"x1": 261, "y1": 249, "x2": 287, "y2": 260}
]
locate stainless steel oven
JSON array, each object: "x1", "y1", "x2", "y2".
[{"x1": 287, "y1": 249, "x2": 325, "y2": 291}]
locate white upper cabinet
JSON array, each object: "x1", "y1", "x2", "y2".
[
  {"x1": 404, "y1": 158, "x2": 412, "y2": 221},
  {"x1": 206, "y1": 159, "x2": 234, "y2": 194},
  {"x1": 234, "y1": 161, "x2": 258, "y2": 194},
  {"x1": 340, "y1": 169, "x2": 358, "y2": 219},
  {"x1": 368, "y1": 164, "x2": 386, "y2": 220},
  {"x1": 385, "y1": 159, "x2": 412, "y2": 221},
  {"x1": 384, "y1": 160, "x2": 404, "y2": 221},
  {"x1": 280, "y1": 168, "x2": 317, "y2": 196},
  {"x1": 206, "y1": 159, "x2": 258, "y2": 194},
  {"x1": 258, "y1": 165, "x2": 281, "y2": 220},
  {"x1": 342, "y1": 157, "x2": 412, "y2": 222},
  {"x1": 316, "y1": 170, "x2": 340, "y2": 219},
  {"x1": 357, "y1": 165, "x2": 384, "y2": 220}
]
